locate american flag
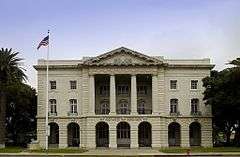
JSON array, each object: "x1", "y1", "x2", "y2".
[{"x1": 37, "y1": 35, "x2": 49, "y2": 50}]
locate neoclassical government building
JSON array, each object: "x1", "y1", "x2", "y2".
[{"x1": 34, "y1": 47, "x2": 214, "y2": 148}]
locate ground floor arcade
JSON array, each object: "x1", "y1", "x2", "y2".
[{"x1": 37, "y1": 117, "x2": 212, "y2": 148}]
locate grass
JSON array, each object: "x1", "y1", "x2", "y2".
[
  {"x1": 0, "y1": 147, "x2": 24, "y2": 153},
  {"x1": 159, "y1": 147, "x2": 240, "y2": 153},
  {"x1": 30, "y1": 148, "x2": 87, "y2": 153},
  {"x1": 0, "y1": 147, "x2": 87, "y2": 154}
]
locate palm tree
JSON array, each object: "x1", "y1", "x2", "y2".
[{"x1": 0, "y1": 48, "x2": 26, "y2": 147}]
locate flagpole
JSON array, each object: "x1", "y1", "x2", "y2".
[{"x1": 45, "y1": 30, "x2": 50, "y2": 150}]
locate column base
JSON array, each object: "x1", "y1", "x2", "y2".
[{"x1": 0, "y1": 144, "x2": 5, "y2": 148}]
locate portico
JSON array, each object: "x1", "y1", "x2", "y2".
[{"x1": 93, "y1": 73, "x2": 154, "y2": 116}]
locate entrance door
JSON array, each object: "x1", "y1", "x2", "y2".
[
  {"x1": 96, "y1": 122, "x2": 109, "y2": 147},
  {"x1": 67, "y1": 123, "x2": 80, "y2": 147},
  {"x1": 138, "y1": 122, "x2": 152, "y2": 147},
  {"x1": 190, "y1": 122, "x2": 201, "y2": 146},
  {"x1": 117, "y1": 122, "x2": 130, "y2": 147},
  {"x1": 168, "y1": 122, "x2": 181, "y2": 146},
  {"x1": 48, "y1": 122, "x2": 59, "y2": 148}
]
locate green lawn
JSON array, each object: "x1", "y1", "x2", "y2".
[
  {"x1": 0, "y1": 147, "x2": 24, "y2": 153},
  {"x1": 30, "y1": 148, "x2": 87, "y2": 153},
  {"x1": 0, "y1": 147, "x2": 87, "y2": 154},
  {"x1": 159, "y1": 147, "x2": 240, "y2": 153}
]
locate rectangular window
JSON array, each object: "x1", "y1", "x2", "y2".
[
  {"x1": 191, "y1": 80, "x2": 198, "y2": 89},
  {"x1": 191, "y1": 99, "x2": 199, "y2": 113},
  {"x1": 137, "y1": 86, "x2": 147, "y2": 95},
  {"x1": 117, "y1": 85, "x2": 129, "y2": 95},
  {"x1": 170, "y1": 80, "x2": 177, "y2": 89},
  {"x1": 50, "y1": 81, "x2": 56, "y2": 89},
  {"x1": 170, "y1": 99, "x2": 178, "y2": 113},
  {"x1": 70, "y1": 99, "x2": 77, "y2": 113},
  {"x1": 49, "y1": 99, "x2": 57, "y2": 113},
  {"x1": 99, "y1": 85, "x2": 110, "y2": 96},
  {"x1": 70, "y1": 80, "x2": 77, "y2": 89}
]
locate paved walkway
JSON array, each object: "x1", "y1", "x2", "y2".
[{"x1": 82, "y1": 148, "x2": 162, "y2": 155}]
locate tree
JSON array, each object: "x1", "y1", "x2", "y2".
[
  {"x1": 0, "y1": 48, "x2": 27, "y2": 147},
  {"x1": 6, "y1": 83, "x2": 37, "y2": 146},
  {"x1": 202, "y1": 58, "x2": 240, "y2": 146}
]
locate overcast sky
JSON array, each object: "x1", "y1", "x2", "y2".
[{"x1": 1, "y1": 0, "x2": 240, "y2": 88}]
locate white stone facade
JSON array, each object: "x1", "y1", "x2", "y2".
[{"x1": 34, "y1": 47, "x2": 214, "y2": 149}]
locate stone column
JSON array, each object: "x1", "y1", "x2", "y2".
[
  {"x1": 131, "y1": 74, "x2": 137, "y2": 115},
  {"x1": 152, "y1": 74, "x2": 158, "y2": 115},
  {"x1": 110, "y1": 75, "x2": 116, "y2": 114},
  {"x1": 59, "y1": 124, "x2": 67, "y2": 148},
  {"x1": 89, "y1": 75, "x2": 95, "y2": 114}
]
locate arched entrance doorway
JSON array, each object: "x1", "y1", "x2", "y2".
[
  {"x1": 48, "y1": 122, "x2": 59, "y2": 147},
  {"x1": 67, "y1": 123, "x2": 80, "y2": 147},
  {"x1": 117, "y1": 122, "x2": 130, "y2": 148},
  {"x1": 96, "y1": 122, "x2": 109, "y2": 147},
  {"x1": 168, "y1": 122, "x2": 181, "y2": 146},
  {"x1": 190, "y1": 122, "x2": 201, "y2": 146},
  {"x1": 138, "y1": 122, "x2": 152, "y2": 147}
]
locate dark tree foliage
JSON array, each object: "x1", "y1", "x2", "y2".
[
  {"x1": 6, "y1": 83, "x2": 37, "y2": 146},
  {"x1": 0, "y1": 48, "x2": 36, "y2": 147},
  {"x1": 202, "y1": 58, "x2": 240, "y2": 146}
]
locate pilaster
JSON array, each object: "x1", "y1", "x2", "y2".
[
  {"x1": 59, "y1": 124, "x2": 67, "y2": 148},
  {"x1": 181, "y1": 125, "x2": 190, "y2": 147},
  {"x1": 130, "y1": 125, "x2": 138, "y2": 148},
  {"x1": 109, "y1": 124, "x2": 117, "y2": 148}
]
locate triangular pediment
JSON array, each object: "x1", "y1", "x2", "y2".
[{"x1": 83, "y1": 47, "x2": 163, "y2": 66}]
